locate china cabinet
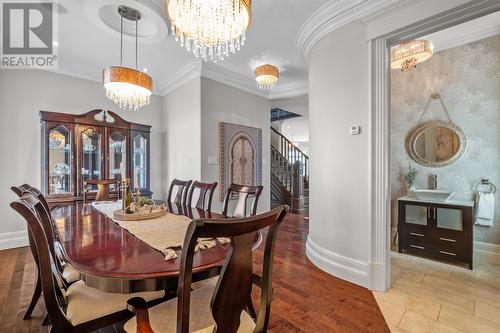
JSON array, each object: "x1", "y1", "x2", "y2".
[
  {"x1": 41, "y1": 109, "x2": 152, "y2": 203},
  {"x1": 398, "y1": 196, "x2": 474, "y2": 269}
]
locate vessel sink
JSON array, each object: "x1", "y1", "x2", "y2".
[{"x1": 413, "y1": 189, "x2": 455, "y2": 202}]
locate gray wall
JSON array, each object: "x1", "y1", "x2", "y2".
[
  {"x1": 0, "y1": 70, "x2": 164, "y2": 248},
  {"x1": 201, "y1": 78, "x2": 271, "y2": 214},
  {"x1": 163, "y1": 78, "x2": 201, "y2": 196},
  {"x1": 391, "y1": 35, "x2": 500, "y2": 245}
]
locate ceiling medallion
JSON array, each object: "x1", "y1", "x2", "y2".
[
  {"x1": 391, "y1": 40, "x2": 433, "y2": 72},
  {"x1": 165, "y1": 0, "x2": 251, "y2": 62},
  {"x1": 255, "y1": 64, "x2": 279, "y2": 91},
  {"x1": 103, "y1": 5, "x2": 153, "y2": 111}
]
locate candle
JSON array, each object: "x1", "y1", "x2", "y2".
[
  {"x1": 134, "y1": 168, "x2": 139, "y2": 190},
  {"x1": 120, "y1": 161, "x2": 126, "y2": 181}
]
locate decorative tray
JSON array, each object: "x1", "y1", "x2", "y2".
[{"x1": 113, "y1": 204, "x2": 167, "y2": 221}]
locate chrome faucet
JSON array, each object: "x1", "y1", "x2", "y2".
[{"x1": 432, "y1": 174, "x2": 438, "y2": 190}]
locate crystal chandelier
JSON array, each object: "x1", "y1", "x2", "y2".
[
  {"x1": 391, "y1": 40, "x2": 433, "y2": 72},
  {"x1": 255, "y1": 64, "x2": 279, "y2": 91},
  {"x1": 165, "y1": 0, "x2": 251, "y2": 62},
  {"x1": 103, "y1": 6, "x2": 152, "y2": 111}
]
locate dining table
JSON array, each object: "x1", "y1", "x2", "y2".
[{"x1": 50, "y1": 201, "x2": 260, "y2": 294}]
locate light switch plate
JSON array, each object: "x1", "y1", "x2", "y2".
[{"x1": 350, "y1": 126, "x2": 361, "y2": 135}]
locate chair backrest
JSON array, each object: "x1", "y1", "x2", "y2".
[
  {"x1": 11, "y1": 184, "x2": 51, "y2": 213},
  {"x1": 83, "y1": 179, "x2": 120, "y2": 203},
  {"x1": 186, "y1": 181, "x2": 217, "y2": 211},
  {"x1": 167, "y1": 179, "x2": 192, "y2": 205},
  {"x1": 222, "y1": 184, "x2": 264, "y2": 218},
  {"x1": 10, "y1": 183, "x2": 31, "y2": 197},
  {"x1": 10, "y1": 194, "x2": 73, "y2": 332},
  {"x1": 10, "y1": 184, "x2": 64, "y2": 270},
  {"x1": 177, "y1": 205, "x2": 288, "y2": 333}
]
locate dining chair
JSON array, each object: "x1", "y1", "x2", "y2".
[
  {"x1": 10, "y1": 193, "x2": 167, "y2": 333},
  {"x1": 10, "y1": 184, "x2": 80, "y2": 321},
  {"x1": 167, "y1": 179, "x2": 192, "y2": 206},
  {"x1": 83, "y1": 179, "x2": 121, "y2": 203},
  {"x1": 10, "y1": 183, "x2": 31, "y2": 198},
  {"x1": 125, "y1": 205, "x2": 289, "y2": 333},
  {"x1": 186, "y1": 181, "x2": 217, "y2": 211},
  {"x1": 222, "y1": 184, "x2": 264, "y2": 218}
]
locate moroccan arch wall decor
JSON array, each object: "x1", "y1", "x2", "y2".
[{"x1": 219, "y1": 122, "x2": 263, "y2": 201}]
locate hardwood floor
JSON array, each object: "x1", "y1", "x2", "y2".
[{"x1": 0, "y1": 214, "x2": 389, "y2": 332}]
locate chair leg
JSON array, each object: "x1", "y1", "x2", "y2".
[
  {"x1": 42, "y1": 313, "x2": 50, "y2": 326},
  {"x1": 246, "y1": 297, "x2": 257, "y2": 320},
  {"x1": 23, "y1": 270, "x2": 42, "y2": 320}
]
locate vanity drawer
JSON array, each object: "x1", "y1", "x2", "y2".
[
  {"x1": 401, "y1": 227, "x2": 431, "y2": 243},
  {"x1": 401, "y1": 231, "x2": 433, "y2": 257},
  {"x1": 435, "y1": 230, "x2": 468, "y2": 249},
  {"x1": 403, "y1": 240, "x2": 433, "y2": 257},
  {"x1": 434, "y1": 246, "x2": 469, "y2": 264}
]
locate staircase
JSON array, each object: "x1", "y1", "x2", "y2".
[{"x1": 270, "y1": 127, "x2": 309, "y2": 214}]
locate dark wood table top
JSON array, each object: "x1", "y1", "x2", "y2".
[{"x1": 51, "y1": 202, "x2": 232, "y2": 281}]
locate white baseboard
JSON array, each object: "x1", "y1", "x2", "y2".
[
  {"x1": 306, "y1": 236, "x2": 369, "y2": 288},
  {"x1": 0, "y1": 230, "x2": 29, "y2": 251},
  {"x1": 474, "y1": 241, "x2": 500, "y2": 265}
]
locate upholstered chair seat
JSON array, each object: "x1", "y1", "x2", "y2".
[
  {"x1": 61, "y1": 264, "x2": 80, "y2": 284},
  {"x1": 54, "y1": 243, "x2": 80, "y2": 284},
  {"x1": 124, "y1": 284, "x2": 255, "y2": 333},
  {"x1": 66, "y1": 281, "x2": 164, "y2": 326}
]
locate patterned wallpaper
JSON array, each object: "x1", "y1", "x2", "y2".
[{"x1": 391, "y1": 35, "x2": 500, "y2": 245}]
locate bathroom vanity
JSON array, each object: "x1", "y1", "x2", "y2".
[{"x1": 398, "y1": 196, "x2": 474, "y2": 269}]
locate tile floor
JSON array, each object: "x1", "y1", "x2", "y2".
[{"x1": 374, "y1": 254, "x2": 500, "y2": 333}]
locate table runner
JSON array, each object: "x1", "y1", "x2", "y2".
[{"x1": 91, "y1": 201, "x2": 228, "y2": 260}]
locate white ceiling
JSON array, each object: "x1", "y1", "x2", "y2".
[
  {"x1": 52, "y1": 0, "x2": 329, "y2": 97},
  {"x1": 422, "y1": 11, "x2": 500, "y2": 52}
]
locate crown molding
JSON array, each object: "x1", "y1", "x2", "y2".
[
  {"x1": 157, "y1": 59, "x2": 202, "y2": 95},
  {"x1": 429, "y1": 22, "x2": 500, "y2": 53},
  {"x1": 41, "y1": 58, "x2": 307, "y2": 99},
  {"x1": 296, "y1": 0, "x2": 417, "y2": 62},
  {"x1": 45, "y1": 60, "x2": 172, "y2": 96},
  {"x1": 201, "y1": 62, "x2": 268, "y2": 98},
  {"x1": 201, "y1": 63, "x2": 308, "y2": 100},
  {"x1": 44, "y1": 59, "x2": 102, "y2": 83},
  {"x1": 268, "y1": 81, "x2": 308, "y2": 100}
]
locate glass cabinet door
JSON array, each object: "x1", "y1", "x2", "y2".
[
  {"x1": 108, "y1": 130, "x2": 127, "y2": 190},
  {"x1": 436, "y1": 208, "x2": 463, "y2": 231},
  {"x1": 48, "y1": 125, "x2": 73, "y2": 195},
  {"x1": 132, "y1": 133, "x2": 148, "y2": 190},
  {"x1": 405, "y1": 205, "x2": 428, "y2": 226},
  {"x1": 81, "y1": 127, "x2": 102, "y2": 191}
]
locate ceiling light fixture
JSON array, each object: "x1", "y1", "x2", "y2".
[
  {"x1": 165, "y1": 0, "x2": 251, "y2": 62},
  {"x1": 103, "y1": 5, "x2": 152, "y2": 111},
  {"x1": 255, "y1": 64, "x2": 279, "y2": 91},
  {"x1": 391, "y1": 39, "x2": 433, "y2": 72}
]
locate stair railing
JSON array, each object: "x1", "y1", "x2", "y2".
[
  {"x1": 271, "y1": 146, "x2": 292, "y2": 192},
  {"x1": 270, "y1": 126, "x2": 309, "y2": 182}
]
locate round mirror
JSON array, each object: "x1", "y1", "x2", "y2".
[{"x1": 407, "y1": 121, "x2": 467, "y2": 167}]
